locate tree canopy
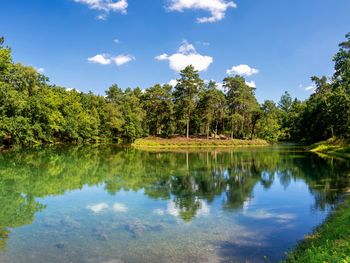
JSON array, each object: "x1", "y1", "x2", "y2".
[{"x1": 0, "y1": 32, "x2": 350, "y2": 146}]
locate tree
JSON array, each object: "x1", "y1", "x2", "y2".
[
  {"x1": 223, "y1": 76, "x2": 260, "y2": 139},
  {"x1": 198, "y1": 81, "x2": 226, "y2": 138},
  {"x1": 333, "y1": 32, "x2": 350, "y2": 93},
  {"x1": 173, "y1": 65, "x2": 204, "y2": 138},
  {"x1": 256, "y1": 100, "x2": 281, "y2": 141},
  {"x1": 141, "y1": 84, "x2": 174, "y2": 136}
]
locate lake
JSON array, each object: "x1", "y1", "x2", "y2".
[{"x1": 0, "y1": 145, "x2": 349, "y2": 263}]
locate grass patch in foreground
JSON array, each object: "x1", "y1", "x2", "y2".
[
  {"x1": 132, "y1": 137, "x2": 268, "y2": 148},
  {"x1": 310, "y1": 137, "x2": 350, "y2": 159},
  {"x1": 285, "y1": 195, "x2": 350, "y2": 263}
]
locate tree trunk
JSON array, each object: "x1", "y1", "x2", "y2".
[
  {"x1": 222, "y1": 120, "x2": 225, "y2": 136},
  {"x1": 186, "y1": 118, "x2": 190, "y2": 139},
  {"x1": 250, "y1": 122, "x2": 256, "y2": 140},
  {"x1": 207, "y1": 123, "x2": 210, "y2": 139},
  {"x1": 231, "y1": 120, "x2": 234, "y2": 139}
]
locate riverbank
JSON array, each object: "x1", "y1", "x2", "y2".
[
  {"x1": 310, "y1": 137, "x2": 350, "y2": 159},
  {"x1": 285, "y1": 194, "x2": 350, "y2": 262},
  {"x1": 132, "y1": 137, "x2": 269, "y2": 149}
]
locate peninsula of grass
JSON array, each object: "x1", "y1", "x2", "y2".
[
  {"x1": 285, "y1": 195, "x2": 350, "y2": 263},
  {"x1": 132, "y1": 136, "x2": 269, "y2": 149},
  {"x1": 310, "y1": 137, "x2": 350, "y2": 159}
]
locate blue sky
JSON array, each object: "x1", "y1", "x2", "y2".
[{"x1": 0, "y1": 0, "x2": 349, "y2": 102}]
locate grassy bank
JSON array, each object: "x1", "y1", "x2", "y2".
[
  {"x1": 285, "y1": 195, "x2": 350, "y2": 262},
  {"x1": 132, "y1": 137, "x2": 269, "y2": 149},
  {"x1": 310, "y1": 137, "x2": 350, "y2": 159}
]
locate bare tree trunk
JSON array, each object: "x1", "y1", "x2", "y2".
[
  {"x1": 207, "y1": 123, "x2": 210, "y2": 139},
  {"x1": 250, "y1": 123, "x2": 256, "y2": 140},
  {"x1": 231, "y1": 120, "x2": 234, "y2": 139},
  {"x1": 186, "y1": 119, "x2": 190, "y2": 139},
  {"x1": 222, "y1": 120, "x2": 225, "y2": 136}
]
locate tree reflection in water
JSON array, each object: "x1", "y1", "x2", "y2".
[{"x1": 0, "y1": 145, "x2": 349, "y2": 249}]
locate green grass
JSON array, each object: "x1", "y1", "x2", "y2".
[
  {"x1": 285, "y1": 195, "x2": 350, "y2": 263},
  {"x1": 132, "y1": 136, "x2": 269, "y2": 149},
  {"x1": 310, "y1": 137, "x2": 350, "y2": 160}
]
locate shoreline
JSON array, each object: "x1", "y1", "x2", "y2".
[
  {"x1": 131, "y1": 137, "x2": 269, "y2": 149},
  {"x1": 285, "y1": 194, "x2": 350, "y2": 262},
  {"x1": 309, "y1": 137, "x2": 350, "y2": 160}
]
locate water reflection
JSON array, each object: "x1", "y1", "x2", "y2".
[{"x1": 0, "y1": 145, "x2": 349, "y2": 261}]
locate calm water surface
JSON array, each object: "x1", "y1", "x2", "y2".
[{"x1": 0, "y1": 145, "x2": 349, "y2": 263}]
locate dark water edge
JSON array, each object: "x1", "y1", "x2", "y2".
[{"x1": 0, "y1": 145, "x2": 349, "y2": 262}]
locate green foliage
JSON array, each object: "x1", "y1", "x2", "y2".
[
  {"x1": 310, "y1": 137, "x2": 350, "y2": 160},
  {"x1": 256, "y1": 100, "x2": 280, "y2": 141},
  {"x1": 224, "y1": 76, "x2": 260, "y2": 139},
  {"x1": 1, "y1": 32, "x2": 350, "y2": 146},
  {"x1": 333, "y1": 32, "x2": 350, "y2": 92},
  {"x1": 197, "y1": 80, "x2": 227, "y2": 138},
  {"x1": 173, "y1": 65, "x2": 204, "y2": 138},
  {"x1": 141, "y1": 84, "x2": 174, "y2": 136}
]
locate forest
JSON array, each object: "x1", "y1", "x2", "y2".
[{"x1": 0, "y1": 33, "x2": 349, "y2": 147}]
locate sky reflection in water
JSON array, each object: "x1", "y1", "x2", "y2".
[{"x1": 0, "y1": 145, "x2": 349, "y2": 263}]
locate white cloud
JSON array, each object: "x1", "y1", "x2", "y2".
[
  {"x1": 88, "y1": 53, "x2": 134, "y2": 66},
  {"x1": 226, "y1": 64, "x2": 259, "y2": 76},
  {"x1": 155, "y1": 41, "x2": 213, "y2": 72},
  {"x1": 245, "y1": 80, "x2": 256, "y2": 88},
  {"x1": 36, "y1": 67, "x2": 45, "y2": 73},
  {"x1": 66, "y1": 88, "x2": 81, "y2": 93},
  {"x1": 168, "y1": 79, "x2": 178, "y2": 87},
  {"x1": 167, "y1": 0, "x2": 236, "y2": 23},
  {"x1": 204, "y1": 79, "x2": 224, "y2": 91},
  {"x1": 177, "y1": 41, "x2": 196, "y2": 54},
  {"x1": 86, "y1": 203, "x2": 109, "y2": 214},
  {"x1": 75, "y1": 0, "x2": 128, "y2": 19},
  {"x1": 304, "y1": 85, "x2": 316, "y2": 92},
  {"x1": 304, "y1": 85, "x2": 314, "y2": 91},
  {"x1": 113, "y1": 38, "x2": 120, "y2": 44},
  {"x1": 113, "y1": 54, "x2": 135, "y2": 66},
  {"x1": 88, "y1": 54, "x2": 112, "y2": 65},
  {"x1": 216, "y1": 82, "x2": 224, "y2": 91},
  {"x1": 243, "y1": 209, "x2": 296, "y2": 223},
  {"x1": 112, "y1": 202, "x2": 128, "y2": 212},
  {"x1": 299, "y1": 84, "x2": 316, "y2": 92}
]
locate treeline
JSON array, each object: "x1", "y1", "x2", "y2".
[{"x1": 0, "y1": 33, "x2": 349, "y2": 146}]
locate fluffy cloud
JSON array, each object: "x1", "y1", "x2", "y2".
[
  {"x1": 167, "y1": 0, "x2": 237, "y2": 23},
  {"x1": 226, "y1": 64, "x2": 259, "y2": 76},
  {"x1": 168, "y1": 79, "x2": 178, "y2": 87},
  {"x1": 112, "y1": 202, "x2": 128, "y2": 212},
  {"x1": 88, "y1": 54, "x2": 111, "y2": 65},
  {"x1": 75, "y1": 0, "x2": 128, "y2": 19},
  {"x1": 113, "y1": 54, "x2": 135, "y2": 66},
  {"x1": 155, "y1": 41, "x2": 213, "y2": 72},
  {"x1": 88, "y1": 53, "x2": 135, "y2": 66},
  {"x1": 86, "y1": 203, "x2": 109, "y2": 214},
  {"x1": 245, "y1": 80, "x2": 256, "y2": 88}
]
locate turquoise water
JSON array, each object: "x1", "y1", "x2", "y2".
[{"x1": 0, "y1": 145, "x2": 349, "y2": 262}]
